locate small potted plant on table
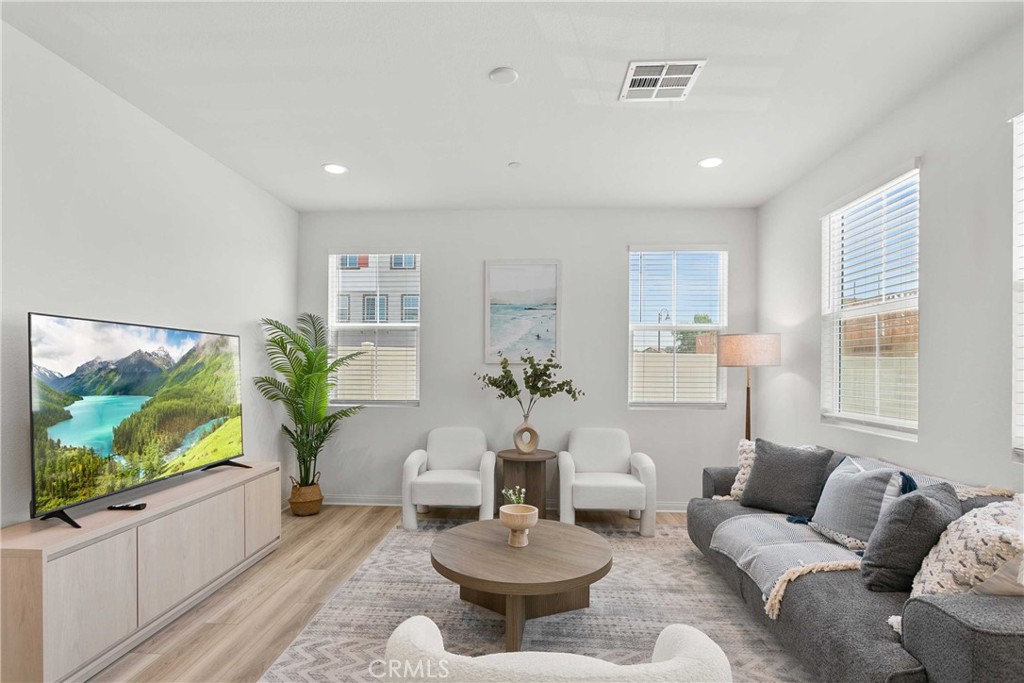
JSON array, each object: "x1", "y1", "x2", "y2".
[{"x1": 499, "y1": 485, "x2": 538, "y2": 547}]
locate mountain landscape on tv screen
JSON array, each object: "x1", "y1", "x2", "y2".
[{"x1": 31, "y1": 332, "x2": 242, "y2": 515}]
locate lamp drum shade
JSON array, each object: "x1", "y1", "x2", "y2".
[{"x1": 718, "y1": 333, "x2": 781, "y2": 367}]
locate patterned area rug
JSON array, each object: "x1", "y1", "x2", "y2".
[{"x1": 261, "y1": 520, "x2": 815, "y2": 683}]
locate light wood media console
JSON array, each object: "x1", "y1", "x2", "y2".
[{"x1": 1, "y1": 461, "x2": 281, "y2": 682}]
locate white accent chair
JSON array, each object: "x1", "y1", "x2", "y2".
[
  {"x1": 402, "y1": 427, "x2": 495, "y2": 530},
  {"x1": 384, "y1": 615, "x2": 732, "y2": 682},
  {"x1": 559, "y1": 428, "x2": 657, "y2": 537}
]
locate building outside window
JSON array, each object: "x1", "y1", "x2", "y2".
[{"x1": 328, "y1": 253, "x2": 420, "y2": 404}]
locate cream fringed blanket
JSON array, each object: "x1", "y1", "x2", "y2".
[{"x1": 710, "y1": 514, "x2": 862, "y2": 619}]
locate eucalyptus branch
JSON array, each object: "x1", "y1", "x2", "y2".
[{"x1": 476, "y1": 352, "x2": 584, "y2": 420}]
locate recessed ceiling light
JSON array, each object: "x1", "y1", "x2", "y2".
[
  {"x1": 322, "y1": 163, "x2": 348, "y2": 175},
  {"x1": 489, "y1": 67, "x2": 519, "y2": 84},
  {"x1": 698, "y1": 157, "x2": 723, "y2": 168},
  {"x1": 507, "y1": 161, "x2": 522, "y2": 169}
]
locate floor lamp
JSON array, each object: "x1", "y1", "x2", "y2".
[{"x1": 718, "y1": 333, "x2": 781, "y2": 440}]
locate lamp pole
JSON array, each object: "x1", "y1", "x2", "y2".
[
  {"x1": 745, "y1": 366, "x2": 752, "y2": 441},
  {"x1": 658, "y1": 308, "x2": 670, "y2": 351}
]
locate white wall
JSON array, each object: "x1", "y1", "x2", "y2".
[
  {"x1": 1, "y1": 25, "x2": 299, "y2": 525},
  {"x1": 756, "y1": 25, "x2": 1024, "y2": 489},
  {"x1": 298, "y1": 208, "x2": 757, "y2": 509}
]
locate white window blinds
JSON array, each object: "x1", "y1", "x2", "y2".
[
  {"x1": 1013, "y1": 114, "x2": 1023, "y2": 457},
  {"x1": 628, "y1": 249, "x2": 728, "y2": 405},
  {"x1": 328, "y1": 254, "x2": 420, "y2": 404},
  {"x1": 821, "y1": 169, "x2": 919, "y2": 434}
]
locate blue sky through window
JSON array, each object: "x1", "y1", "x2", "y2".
[
  {"x1": 837, "y1": 174, "x2": 919, "y2": 305},
  {"x1": 629, "y1": 251, "x2": 724, "y2": 325}
]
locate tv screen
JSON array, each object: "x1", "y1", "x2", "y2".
[{"x1": 29, "y1": 313, "x2": 243, "y2": 518}]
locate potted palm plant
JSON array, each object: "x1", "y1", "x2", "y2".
[{"x1": 253, "y1": 313, "x2": 362, "y2": 516}]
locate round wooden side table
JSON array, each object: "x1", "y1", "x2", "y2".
[{"x1": 496, "y1": 449, "x2": 557, "y2": 520}]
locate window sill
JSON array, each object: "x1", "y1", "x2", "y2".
[
  {"x1": 331, "y1": 401, "x2": 419, "y2": 408},
  {"x1": 629, "y1": 401, "x2": 726, "y2": 410},
  {"x1": 821, "y1": 412, "x2": 917, "y2": 442}
]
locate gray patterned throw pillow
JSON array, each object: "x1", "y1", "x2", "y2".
[{"x1": 809, "y1": 458, "x2": 903, "y2": 550}]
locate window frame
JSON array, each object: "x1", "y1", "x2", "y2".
[
  {"x1": 338, "y1": 254, "x2": 360, "y2": 270},
  {"x1": 1013, "y1": 113, "x2": 1023, "y2": 460},
  {"x1": 362, "y1": 294, "x2": 388, "y2": 323},
  {"x1": 329, "y1": 253, "x2": 420, "y2": 407},
  {"x1": 391, "y1": 254, "x2": 416, "y2": 270},
  {"x1": 820, "y1": 167, "x2": 920, "y2": 438},
  {"x1": 627, "y1": 247, "x2": 729, "y2": 408},
  {"x1": 336, "y1": 294, "x2": 350, "y2": 323},
  {"x1": 401, "y1": 294, "x2": 420, "y2": 322}
]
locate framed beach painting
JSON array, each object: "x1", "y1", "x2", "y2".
[{"x1": 484, "y1": 260, "x2": 560, "y2": 363}]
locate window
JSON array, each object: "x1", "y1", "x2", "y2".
[
  {"x1": 628, "y1": 249, "x2": 728, "y2": 406},
  {"x1": 363, "y1": 294, "x2": 388, "y2": 322},
  {"x1": 329, "y1": 254, "x2": 420, "y2": 404},
  {"x1": 391, "y1": 254, "x2": 416, "y2": 269},
  {"x1": 336, "y1": 294, "x2": 350, "y2": 323},
  {"x1": 1013, "y1": 114, "x2": 1023, "y2": 457},
  {"x1": 338, "y1": 254, "x2": 361, "y2": 269},
  {"x1": 821, "y1": 169, "x2": 919, "y2": 435},
  {"x1": 402, "y1": 294, "x2": 420, "y2": 322}
]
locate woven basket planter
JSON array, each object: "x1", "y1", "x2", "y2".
[{"x1": 289, "y1": 473, "x2": 324, "y2": 516}]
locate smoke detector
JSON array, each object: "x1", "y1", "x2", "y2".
[{"x1": 619, "y1": 60, "x2": 706, "y2": 102}]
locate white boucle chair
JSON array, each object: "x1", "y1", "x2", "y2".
[
  {"x1": 384, "y1": 615, "x2": 732, "y2": 682},
  {"x1": 402, "y1": 427, "x2": 495, "y2": 530},
  {"x1": 558, "y1": 428, "x2": 657, "y2": 537}
]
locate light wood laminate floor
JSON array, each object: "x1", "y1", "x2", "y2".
[{"x1": 92, "y1": 506, "x2": 685, "y2": 682}]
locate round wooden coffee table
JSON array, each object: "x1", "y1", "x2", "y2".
[{"x1": 430, "y1": 519, "x2": 612, "y2": 652}]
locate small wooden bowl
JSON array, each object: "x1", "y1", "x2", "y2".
[{"x1": 499, "y1": 504, "x2": 539, "y2": 547}]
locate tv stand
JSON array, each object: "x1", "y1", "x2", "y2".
[
  {"x1": 2, "y1": 461, "x2": 280, "y2": 682},
  {"x1": 39, "y1": 509, "x2": 81, "y2": 529},
  {"x1": 201, "y1": 459, "x2": 253, "y2": 471}
]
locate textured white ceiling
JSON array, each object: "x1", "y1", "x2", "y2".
[{"x1": 3, "y1": 2, "x2": 1021, "y2": 211}]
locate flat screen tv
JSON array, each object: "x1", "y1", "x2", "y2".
[{"x1": 29, "y1": 313, "x2": 243, "y2": 521}]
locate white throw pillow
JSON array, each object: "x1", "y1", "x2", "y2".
[
  {"x1": 728, "y1": 439, "x2": 756, "y2": 498},
  {"x1": 911, "y1": 497, "x2": 1023, "y2": 598}
]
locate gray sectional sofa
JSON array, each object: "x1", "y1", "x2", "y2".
[{"x1": 687, "y1": 458, "x2": 1024, "y2": 683}]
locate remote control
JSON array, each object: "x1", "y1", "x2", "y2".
[{"x1": 108, "y1": 502, "x2": 147, "y2": 511}]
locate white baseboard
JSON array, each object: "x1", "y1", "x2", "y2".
[
  {"x1": 323, "y1": 493, "x2": 402, "y2": 506},
  {"x1": 317, "y1": 495, "x2": 689, "y2": 512}
]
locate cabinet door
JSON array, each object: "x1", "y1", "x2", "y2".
[
  {"x1": 137, "y1": 487, "x2": 245, "y2": 625},
  {"x1": 245, "y1": 471, "x2": 282, "y2": 556},
  {"x1": 45, "y1": 530, "x2": 137, "y2": 681}
]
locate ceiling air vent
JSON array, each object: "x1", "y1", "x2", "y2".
[{"x1": 619, "y1": 60, "x2": 706, "y2": 102}]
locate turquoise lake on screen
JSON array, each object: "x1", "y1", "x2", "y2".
[{"x1": 46, "y1": 395, "x2": 149, "y2": 456}]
